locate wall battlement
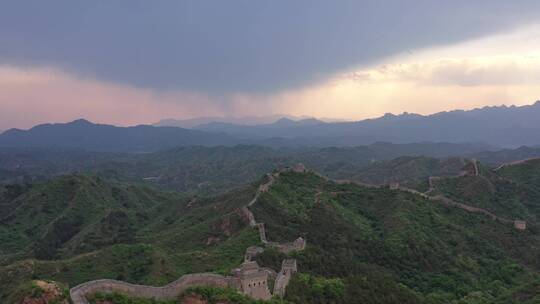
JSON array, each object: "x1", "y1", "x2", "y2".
[{"x1": 70, "y1": 274, "x2": 231, "y2": 304}]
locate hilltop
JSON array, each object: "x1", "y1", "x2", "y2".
[
  {"x1": 167, "y1": 101, "x2": 540, "y2": 148},
  {"x1": 0, "y1": 119, "x2": 242, "y2": 152}
]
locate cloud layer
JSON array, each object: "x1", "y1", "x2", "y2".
[
  {"x1": 0, "y1": 66, "x2": 223, "y2": 129},
  {"x1": 2, "y1": 51, "x2": 539, "y2": 130},
  {"x1": 1, "y1": 1, "x2": 540, "y2": 93},
  {"x1": 0, "y1": 11, "x2": 540, "y2": 130}
]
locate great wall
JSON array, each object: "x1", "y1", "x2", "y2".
[
  {"x1": 494, "y1": 156, "x2": 540, "y2": 171},
  {"x1": 70, "y1": 160, "x2": 529, "y2": 303},
  {"x1": 425, "y1": 158, "x2": 526, "y2": 230},
  {"x1": 69, "y1": 166, "x2": 306, "y2": 304},
  {"x1": 306, "y1": 160, "x2": 527, "y2": 231},
  {"x1": 309, "y1": 158, "x2": 527, "y2": 231},
  {"x1": 385, "y1": 159, "x2": 526, "y2": 231}
]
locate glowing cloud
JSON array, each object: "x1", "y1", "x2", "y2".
[{"x1": 0, "y1": 66, "x2": 223, "y2": 130}]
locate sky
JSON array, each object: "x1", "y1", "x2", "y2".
[{"x1": 1, "y1": 1, "x2": 540, "y2": 130}]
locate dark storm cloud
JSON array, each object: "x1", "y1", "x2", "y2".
[{"x1": 0, "y1": 0, "x2": 538, "y2": 93}]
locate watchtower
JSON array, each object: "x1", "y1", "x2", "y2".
[
  {"x1": 389, "y1": 182, "x2": 400, "y2": 190},
  {"x1": 232, "y1": 261, "x2": 271, "y2": 300},
  {"x1": 292, "y1": 237, "x2": 306, "y2": 251},
  {"x1": 244, "y1": 246, "x2": 264, "y2": 261},
  {"x1": 281, "y1": 259, "x2": 297, "y2": 274},
  {"x1": 514, "y1": 220, "x2": 527, "y2": 230}
]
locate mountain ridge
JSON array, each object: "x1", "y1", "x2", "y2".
[
  {"x1": 196, "y1": 101, "x2": 540, "y2": 146},
  {"x1": 2, "y1": 101, "x2": 540, "y2": 151},
  {"x1": 0, "y1": 119, "x2": 243, "y2": 152}
]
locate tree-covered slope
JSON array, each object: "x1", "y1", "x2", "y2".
[
  {"x1": 329, "y1": 156, "x2": 468, "y2": 191},
  {"x1": 0, "y1": 174, "x2": 181, "y2": 261},
  {"x1": 497, "y1": 158, "x2": 540, "y2": 188},
  {"x1": 2, "y1": 165, "x2": 540, "y2": 303},
  {"x1": 0, "y1": 143, "x2": 495, "y2": 194},
  {"x1": 0, "y1": 175, "x2": 262, "y2": 301},
  {"x1": 250, "y1": 171, "x2": 540, "y2": 303},
  {"x1": 431, "y1": 162, "x2": 540, "y2": 225}
]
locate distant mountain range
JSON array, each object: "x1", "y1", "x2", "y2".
[
  {"x1": 1, "y1": 101, "x2": 539, "y2": 150},
  {"x1": 194, "y1": 117, "x2": 326, "y2": 135},
  {"x1": 0, "y1": 119, "x2": 242, "y2": 152},
  {"x1": 190, "y1": 101, "x2": 540, "y2": 147},
  {"x1": 154, "y1": 114, "x2": 342, "y2": 128}
]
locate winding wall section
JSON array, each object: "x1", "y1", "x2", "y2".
[
  {"x1": 70, "y1": 274, "x2": 233, "y2": 304},
  {"x1": 70, "y1": 168, "x2": 303, "y2": 303}
]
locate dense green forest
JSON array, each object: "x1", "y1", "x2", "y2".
[
  {"x1": 0, "y1": 174, "x2": 261, "y2": 301},
  {"x1": 251, "y1": 170, "x2": 540, "y2": 304},
  {"x1": 2, "y1": 144, "x2": 538, "y2": 194},
  {"x1": 1, "y1": 147, "x2": 540, "y2": 303}
]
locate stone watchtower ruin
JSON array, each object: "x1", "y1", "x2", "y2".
[
  {"x1": 514, "y1": 220, "x2": 527, "y2": 230},
  {"x1": 281, "y1": 259, "x2": 297, "y2": 274},
  {"x1": 273, "y1": 259, "x2": 298, "y2": 297},
  {"x1": 231, "y1": 261, "x2": 272, "y2": 300}
]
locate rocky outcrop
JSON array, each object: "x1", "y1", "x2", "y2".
[{"x1": 21, "y1": 280, "x2": 69, "y2": 304}]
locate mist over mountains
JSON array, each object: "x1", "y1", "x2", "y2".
[
  {"x1": 154, "y1": 114, "x2": 337, "y2": 128},
  {"x1": 1, "y1": 102, "x2": 539, "y2": 151}
]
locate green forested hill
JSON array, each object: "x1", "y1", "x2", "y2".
[
  {"x1": 0, "y1": 174, "x2": 181, "y2": 261},
  {"x1": 497, "y1": 158, "x2": 540, "y2": 188},
  {"x1": 0, "y1": 143, "x2": 514, "y2": 195},
  {"x1": 330, "y1": 156, "x2": 467, "y2": 191},
  {"x1": 2, "y1": 166, "x2": 540, "y2": 303},
  {"x1": 431, "y1": 161, "x2": 540, "y2": 225},
  {"x1": 251, "y1": 171, "x2": 540, "y2": 304},
  {"x1": 0, "y1": 175, "x2": 261, "y2": 301}
]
